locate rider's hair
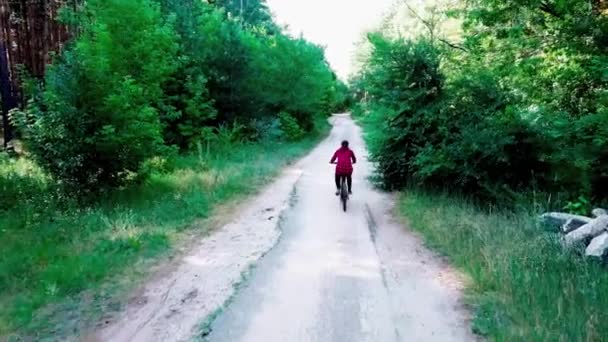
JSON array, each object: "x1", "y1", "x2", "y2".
[{"x1": 341, "y1": 140, "x2": 349, "y2": 148}]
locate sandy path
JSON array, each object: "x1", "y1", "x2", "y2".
[{"x1": 91, "y1": 115, "x2": 474, "y2": 342}]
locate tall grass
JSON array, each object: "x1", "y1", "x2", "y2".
[
  {"x1": 0, "y1": 128, "x2": 325, "y2": 338},
  {"x1": 400, "y1": 190, "x2": 608, "y2": 341}
]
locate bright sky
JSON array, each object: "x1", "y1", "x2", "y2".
[{"x1": 266, "y1": 0, "x2": 395, "y2": 80}]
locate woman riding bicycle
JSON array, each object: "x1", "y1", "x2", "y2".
[{"x1": 330, "y1": 140, "x2": 356, "y2": 196}]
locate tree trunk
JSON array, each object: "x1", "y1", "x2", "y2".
[
  {"x1": 0, "y1": 42, "x2": 15, "y2": 149},
  {"x1": 540, "y1": 212, "x2": 591, "y2": 228},
  {"x1": 0, "y1": 0, "x2": 76, "y2": 114}
]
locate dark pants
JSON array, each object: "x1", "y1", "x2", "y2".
[{"x1": 335, "y1": 174, "x2": 352, "y2": 192}]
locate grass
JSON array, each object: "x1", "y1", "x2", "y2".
[
  {"x1": 399, "y1": 190, "x2": 608, "y2": 341},
  {"x1": 0, "y1": 126, "x2": 326, "y2": 339}
]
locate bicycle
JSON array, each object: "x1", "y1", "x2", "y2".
[
  {"x1": 338, "y1": 175, "x2": 349, "y2": 212},
  {"x1": 331, "y1": 160, "x2": 351, "y2": 212}
]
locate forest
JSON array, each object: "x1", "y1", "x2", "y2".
[{"x1": 0, "y1": 0, "x2": 347, "y2": 337}]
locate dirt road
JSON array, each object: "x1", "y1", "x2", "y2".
[{"x1": 93, "y1": 115, "x2": 474, "y2": 342}]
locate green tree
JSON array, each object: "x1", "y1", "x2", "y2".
[
  {"x1": 16, "y1": 0, "x2": 179, "y2": 193},
  {"x1": 158, "y1": 0, "x2": 217, "y2": 149},
  {"x1": 213, "y1": 0, "x2": 274, "y2": 28},
  {"x1": 354, "y1": 0, "x2": 608, "y2": 204},
  {"x1": 246, "y1": 35, "x2": 335, "y2": 130}
]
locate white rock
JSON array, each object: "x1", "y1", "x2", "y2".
[{"x1": 586, "y1": 232, "x2": 608, "y2": 257}]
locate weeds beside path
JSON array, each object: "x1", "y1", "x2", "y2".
[
  {"x1": 0, "y1": 128, "x2": 327, "y2": 339},
  {"x1": 399, "y1": 191, "x2": 608, "y2": 341}
]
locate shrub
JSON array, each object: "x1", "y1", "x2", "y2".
[
  {"x1": 15, "y1": 0, "x2": 179, "y2": 194},
  {"x1": 359, "y1": 36, "x2": 551, "y2": 201},
  {"x1": 360, "y1": 37, "x2": 443, "y2": 190},
  {"x1": 278, "y1": 112, "x2": 304, "y2": 141},
  {"x1": 248, "y1": 117, "x2": 283, "y2": 142},
  {"x1": 0, "y1": 156, "x2": 48, "y2": 211},
  {"x1": 226, "y1": 33, "x2": 336, "y2": 130},
  {"x1": 413, "y1": 70, "x2": 550, "y2": 201},
  {"x1": 353, "y1": 0, "x2": 608, "y2": 205}
]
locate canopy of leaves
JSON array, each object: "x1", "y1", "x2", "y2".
[
  {"x1": 212, "y1": 0, "x2": 274, "y2": 28},
  {"x1": 355, "y1": 0, "x2": 608, "y2": 205}
]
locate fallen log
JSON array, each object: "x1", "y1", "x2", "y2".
[
  {"x1": 561, "y1": 218, "x2": 588, "y2": 234},
  {"x1": 586, "y1": 232, "x2": 608, "y2": 258},
  {"x1": 541, "y1": 212, "x2": 591, "y2": 229},
  {"x1": 592, "y1": 208, "x2": 608, "y2": 218},
  {"x1": 563, "y1": 215, "x2": 608, "y2": 247}
]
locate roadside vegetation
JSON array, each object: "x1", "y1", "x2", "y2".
[
  {"x1": 353, "y1": 0, "x2": 608, "y2": 340},
  {"x1": 1, "y1": 0, "x2": 346, "y2": 338},
  {"x1": 400, "y1": 190, "x2": 607, "y2": 340},
  {"x1": 0, "y1": 131, "x2": 326, "y2": 338}
]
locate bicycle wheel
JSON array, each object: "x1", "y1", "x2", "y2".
[{"x1": 341, "y1": 178, "x2": 348, "y2": 212}]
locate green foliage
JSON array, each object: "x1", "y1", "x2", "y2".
[
  {"x1": 357, "y1": 36, "x2": 448, "y2": 190},
  {"x1": 15, "y1": 0, "x2": 178, "y2": 193},
  {"x1": 248, "y1": 117, "x2": 283, "y2": 141},
  {"x1": 0, "y1": 155, "x2": 49, "y2": 212},
  {"x1": 322, "y1": 78, "x2": 353, "y2": 114},
  {"x1": 198, "y1": 21, "x2": 337, "y2": 129},
  {"x1": 246, "y1": 35, "x2": 336, "y2": 130},
  {"x1": 158, "y1": 0, "x2": 218, "y2": 150},
  {"x1": 278, "y1": 112, "x2": 304, "y2": 141},
  {"x1": 355, "y1": 0, "x2": 608, "y2": 204},
  {"x1": 213, "y1": 0, "x2": 275, "y2": 29},
  {"x1": 158, "y1": 0, "x2": 339, "y2": 132},
  {"x1": 412, "y1": 67, "x2": 550, "y2": 201},
  {"x1": 563, "y1": 195, "x2": 591, "y2": 216}
]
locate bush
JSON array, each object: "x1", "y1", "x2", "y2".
[
  {"x1": 15, "y1": 0, "x2": 179, "y2": 194},
  {"x1": 357, "y1": 31, "x2": 607, "y2": 204},
  {"x1": 243, "y1": 34, "x2": 336, "y2": 130},
  {"x1": 278, "y1": 112, "x2": 305, "y2": 141},
  {"x1": 0, "y1": 156, "x2": 49, "y2": 211},
  {"x1": 360, "y1": 37, "x2": 443, "y2": 190},
  {"x1": 160, "y1": 67, "x2": 217, "y2": 150},
  {"x1": 248, "y1": 117, "x2": 283, "y2": 142},
  {"x1": 412, "y1": 69, "x2": 550, "y2": 201}
]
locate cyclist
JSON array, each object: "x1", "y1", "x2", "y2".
[{"x1": 330, "y1": 140, "x2": 356, "y2": 196}]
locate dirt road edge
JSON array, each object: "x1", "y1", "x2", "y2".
[{"x1": 90, "y1": 162, "x2": 310, "y2": 342}]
